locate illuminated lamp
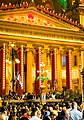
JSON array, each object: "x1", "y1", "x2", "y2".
[
  {"x1": 25, "y1": 2, "x2": 28, "y2": 7},
  {"x1": 9, "y1": 61, "x2": 12, "y2": 64},
  {"x1": 6, "y1": 59, "x2": 9, "y2": 63},
  {"x1": 21, "y1": 45, "x2": 24, "y2": 89},
  {"x1": 11, "y1": 43, "x2": 14, "y2": 47},
  {"x1": 15, "y1": 58, "x2": 20, "y2": 64},
  {"x1": 4, "y1": 5, "x2": 8, "y2": 10},
  {"x1": 12, "y1": 4, "x2": 16, "y2": 9},
  {"x1": 8, "y1": 3, "x2": 12, "y2": 9}
]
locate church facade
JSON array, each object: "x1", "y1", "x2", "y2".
[{"x1": 0, "y1": 0, "x2": 84, "y2": 96}]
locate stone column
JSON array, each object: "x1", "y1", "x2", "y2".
[
  {"x1": 42, "y1": 46, "x2": 48, "y2": 93},
  {"x1": 80, "y1": 51, "x2": 84, "y2": 94},
  {"x1": 57, "y1": 48, "x2": 62, "y2": 92},
  {"x1": 26, "y1": 45, "x2": 33, "y2": 93},
  {"x1": 42, "y1": 46, "x2": 51, "y2": 94},
  {"x1": 51, "y1": 47, "x2": 58, "y2": 89},
  {"x1": 17, "y1": 45, "x2": 24, "y2": 96},
  {"x1": 66, "y1": 49, "x2": 72, "y2": 89},
  {"x1": 35, "y1": 46, "x2": 42, "y2": 96},
  {"x1": 0, "y1": 44, "x2": 6, "y2": 96},
  {"x1": 81, "y1": 51, "x2": 84, "y2": 70}
]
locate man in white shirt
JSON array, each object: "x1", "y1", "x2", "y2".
[{"x1": 70, "y1": 102, "x2": 82, "y2": 120}]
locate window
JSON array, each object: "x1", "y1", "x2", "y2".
[
  {"x1": 62, "y1": 56, "x2": 66, "y2": 67},
  {"x1": 74, "y1": 55, "x2": 77, "y2": 66}
]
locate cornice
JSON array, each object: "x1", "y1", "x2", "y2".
[
  {"x1": 0, "y1": 33, "x2": 83, "y2": 48},
  {"x1": 0, "y1": 6, "x2": 37, "y2": 16},
  {"x1": 0, "y1": 20, "x2": 84, "y2": 47}
]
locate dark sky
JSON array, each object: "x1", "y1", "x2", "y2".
[
  {"x1": 0, "y1": 0, "x2": 21, "y2": 5},
  {"x1": 0, "y1": 0, "x2": 42, "y2": 6}
]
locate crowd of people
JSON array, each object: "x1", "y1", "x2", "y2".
[
  {"x1": 0, "y1": 90, "x2": 83, "y2": 120},
  {"x1": 0, "y1": 97, "x2": 84, "y2": 120}
]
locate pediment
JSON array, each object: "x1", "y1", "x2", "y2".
[{"x1": 0, "y1": 7, "x2": 79, "y2": 31}]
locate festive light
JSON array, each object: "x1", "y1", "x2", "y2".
[
  {"x1": 69, "y1": 49, "x2": 72, "y2": 89},
  {"x1": 3, "y1": 44, "x2": 6, "y2": 89},
  {"x1": 54, "y1": 48, "x2": 57, "y2": 80},
  {"x1": 39, "y1": 47, "x2": 42, "y2": 85},
  {"x1": 21, "y1": 45, "x2": 24, "y2": 89}
]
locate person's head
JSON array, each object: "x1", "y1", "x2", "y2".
[
  {"x1": 37, "y1": 110, "x2": 41, "y2": 118},
  {"x1": 72, "y1": 102, "x2": 78, "y2": 109},
  {"x1": 65, "y1": 109, "x2": 70, "y2": 120},
  {"x1": 21, "y1": 109, "x2": 28, "y2": 115},
  {"x1": 31, "y1": 108, "x2": 37, "y2": 116},
  {"x1": 49, "y1": 106, "x2": 53, "y2": 111},
  {"x1": 44, "y1": 110, "x2": 50, "y2": 118},
  {"x1": 50, "y1": 110, "x2": 58, "y2": 119}
]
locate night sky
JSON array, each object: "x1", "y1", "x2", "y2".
[{"x1": 0, "y1": 0, "x2": 42, "y2": 6}]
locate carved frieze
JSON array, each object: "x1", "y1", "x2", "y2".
[{"x1": 0, "y1": 21, "x2": 84, "y2": 44}]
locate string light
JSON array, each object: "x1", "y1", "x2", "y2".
[
  {"x1": 69, "y1": 49, "x2": 72, "y2": 89},
  {"x1": 54, "y1": 48, "x2": 57, "y2": 80},
  {"x1": 2, "y1": 44, "x2": 6, "y2": 89},
  {"x1": 21, "y1": 45, "x2": 24, "y2": 89},
  {"x1": 39, "y1": 47, "x2": 42, "y2": 86}
]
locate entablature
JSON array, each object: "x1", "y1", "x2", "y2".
[{"x1": 0, "y1": 21, "x2": 84, "y2": 50}]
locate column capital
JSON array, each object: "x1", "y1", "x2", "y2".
[
  {"x1": 26, "y1": 44, "x2": 34, "y2": 52},
  {"x1": 63, "y1": 47, "x2": 73, "y2": 51},
  {"x1": 79, "y1": 47, "x2": 84, "y2": 51},
  {"x1": 43, "y1": 46, "x2": 50, "y2": 54},
  {"x1": 33, "y1": 44, "x2": 44, "y2": 50},
  {"x1": 25, "y1": 45, "x2": 38, "y2": 58},
  {"x1": 59, "y1": 47, "x2": 73, "y2": 55},
  {"x1": 49, "y1": 45, "x2": 59, "y2": 51},
  {"x1": 32, "y1": 44, "x2": 44, "y2": 55}
]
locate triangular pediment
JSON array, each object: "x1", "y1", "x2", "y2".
[{"x1": 0, "y1": 7, "x2": 79, "y2": 31}]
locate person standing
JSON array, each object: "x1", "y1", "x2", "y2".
[{"x1": 70, "y1": 102, "x2": 82, "y2": 120}]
